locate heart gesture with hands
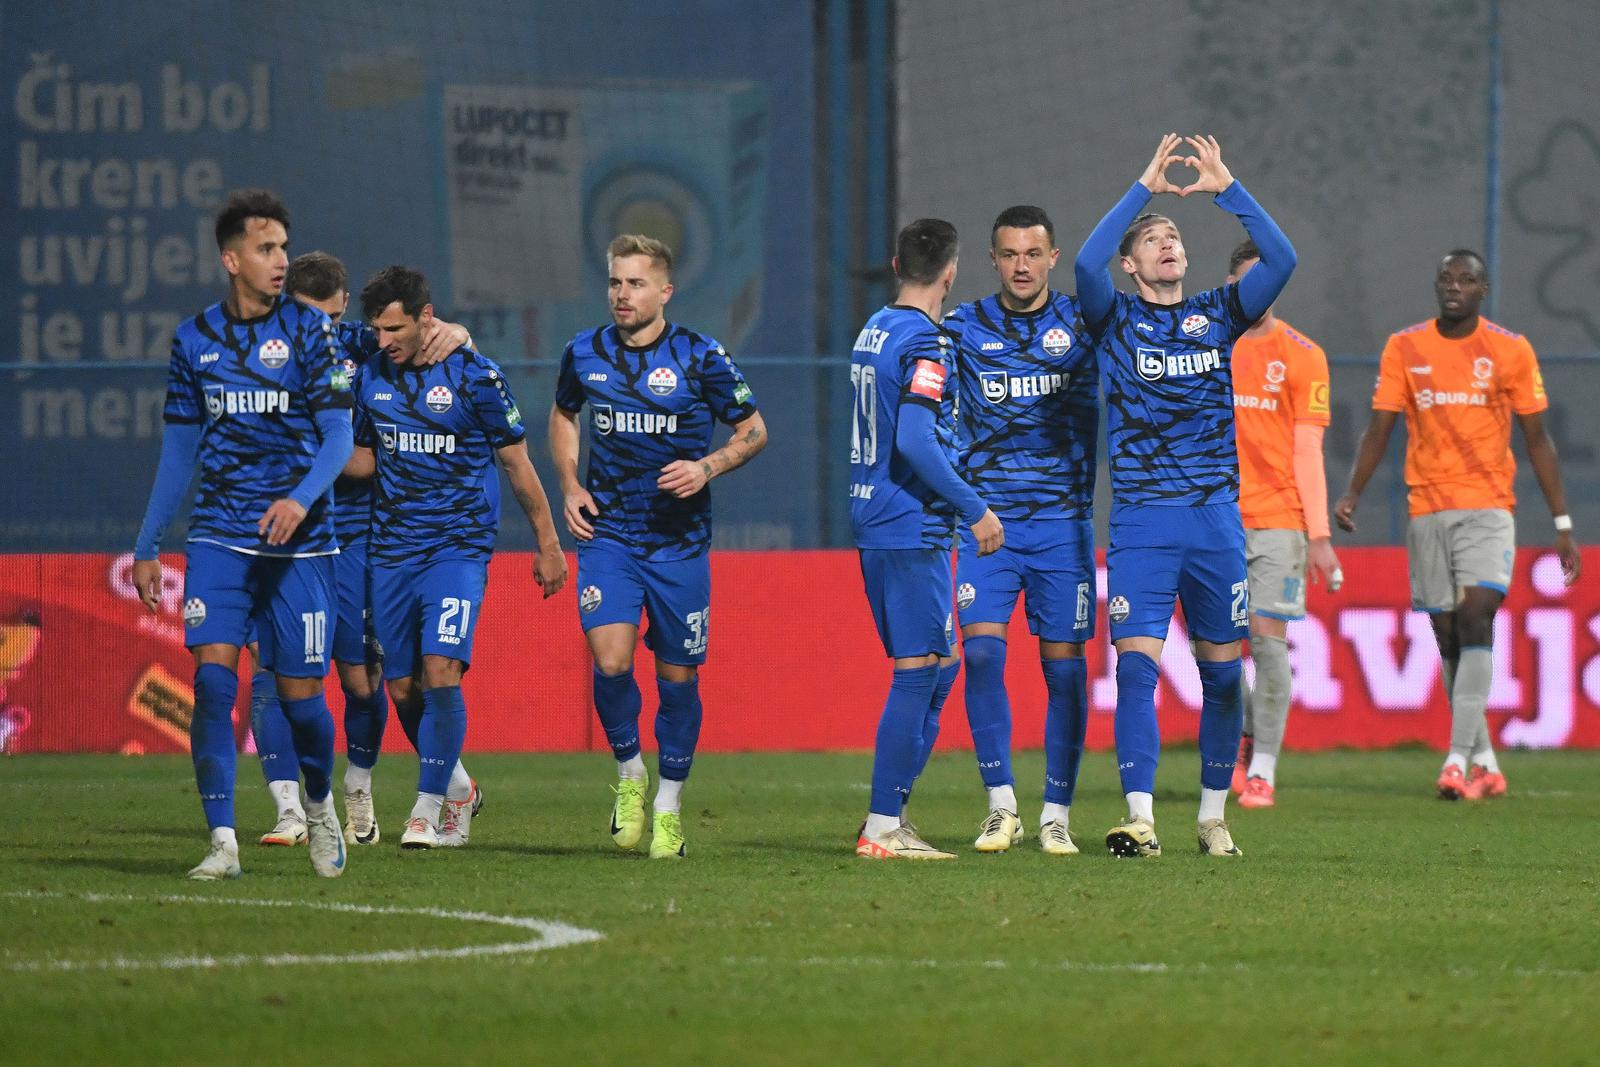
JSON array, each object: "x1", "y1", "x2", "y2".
[{"x1": 1138, "y1": 133, "x2": 1235, "y2": 197}]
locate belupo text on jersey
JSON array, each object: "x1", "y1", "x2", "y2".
[
  {"x1": 593, "y1": 405, "x2": 679, "y2": 435},
  {"x1": 204, "y1": 386, "x2": 292, "y2": 418},
  {"x1": 1136, "y1": 346, "x2": 1224, "y2": 381},
  {"x1": 981, "y1": 371, "x2": 1069, "y2": 402},
  {"x1": 378, "y1": 425, "x2": 457, "y2": 455}
]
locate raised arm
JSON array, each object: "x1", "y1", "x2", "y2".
[
  {"x1": 1179, "y1": 136, "x2": 1297, "y2": 320},
  {"x1": 1074, "y1": 133, "x2": 1183, "y2": 329}
]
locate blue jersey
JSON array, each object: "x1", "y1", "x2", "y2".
[
  {"x1": 945, "y1": 292, "x2": 1098, "y2": 522},
  {"x1": 162, "y1": 296, "x2": 351, "y2": 557},
  {"x1": 555, "y1": 322, "x2": 758, "y2": 563},
  {"x1": 1093, "y1": 284, "x2": 1253, "y2": 506},
  {"x1": 330, "y1": 320, "x2": 383, "y2": 547},
  {"x1": 353, "y1": 348, "x2": 526, "y2": 566},
  {"x1": 849, "y1": 304, "x2": 962, "y2": 550}
]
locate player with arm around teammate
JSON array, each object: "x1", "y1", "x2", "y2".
[
  {"x1": 348, "y1": 266, "x2": 566, "y2": 849},
  {"x1": 1335, "y1": 249, "x2": 1579, "y2": 800},
  {"x1": 945, "y1": 206, "x2": 1098, "y2": 855},
  {"x1": 1074, "y1": 135, "x2": 1297, "y2": 859},
  {"x1": 852, "y1": 218, "x2": 1005, "y2": 861},
  {"x1": 1225, "y1": 239, "x2": 1341, "y2": 809},
  {"x1": 548, "y1": 234, "x2": 767, "y2": 860},
  {"x1": 130, "y1": 189, "x2": 355, "y2": 880}
]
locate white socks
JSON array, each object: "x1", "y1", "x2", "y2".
[
  {"x1": 1040, "y1": 802, "x2": 1070, "y2": 828},
  {"x1": 211, "y1": 826, "x2": 238, "y2": 849},
  {"x1": 1444, "y1": 752, "x2": 1468, "y2": 772},
  {"x1": 1126, "y1": 791, "x2": 1154, "y2": 823},
  {"x1": 447, "y1": 761, "x2": 473, "y2": 801},
  {"x1": 1198, "y1": 788, "x2": 1228, "y2": 823},
  {"x1": 411, "y1": 792, "x2": 444, "y2": 825},
  {"x1": 270, "y1": 779, "x2": 304, "y2": 818},
  {"x1": 988, "y1": 784, "x2": 1018, "y2": 813},
  {"x1": 618, "y1": 755, "x2": 647, "y2": 780},
  {"x1": 656, "y1": 778, "x2": 684, "y2": 814},
  {"x1": 1246, "y1": 752, "x2": 1279, "y2": 787},
  {"x1": 344, "y1": 765, "x2": 372, "y2": 793},
  {"x1": 305, "y1": 796, "x2": 333, "y2": 820},
  {"x1": 1471, "y1": 748, "x2": 1501, "y2": 774},
  {"x1": 864, "y1": 812, "x2": 901, "y2": 837}
]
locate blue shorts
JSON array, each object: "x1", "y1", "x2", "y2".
[
  {"x1": 576, "y1": 539, "x2": 711, "y2": 666},
  {"x1": 956, "y1": 517, "x2": 1095, "y2": 642},
  {"x1": 182, "y1": 541, "x2": 336, "y2": 678},
  {"x1": 372, "y1": 556, "x2": 489, "y2": 681},
  {"x1": 858, "y1": 548, "x2": 954, "y2": 659},
  {"x1": 1106, "y1": 503, "x2": 1248, "y2": 644},
  {"x1": 332, "y1": 538, "x2": 378, "y2": 666}
]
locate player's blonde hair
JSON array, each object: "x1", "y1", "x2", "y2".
[{"x1": 607, "y1": 234, "x2": 674, "y2": 277}]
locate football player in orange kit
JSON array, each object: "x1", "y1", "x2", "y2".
[
  {"x1": 1336, "y1": 250, "x2": 1580, "y2": 800},
  {"x1": 1226, "y1": 240, "x2": 1341, "y2": 809}
]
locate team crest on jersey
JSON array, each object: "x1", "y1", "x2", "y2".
[
  {"x1": 258, "y1": 338, "x2": 290, "y2": 369},
  {"x1": 204, "y1": 384, "x2": 225, "y2": 419},
  {"x1": 593, "y1": 404, "x2": 613, "y2": 435},
  {"x1": 1181, "y1": 314, "x2": 1210, "y2": 337},
  {"x1": 579, "y1": 585, "x2": 602, "y2": 613},
  {"x1": 183, "y1": 597, "x2": 207, "y2": 627},
  {"x1": 956, "y1": 583, "x2": 977, "y2": 610},
  {"x1": 1473, "y1": 356, "x2": 1493, "y2": 381},
  {"x1": 1108, "y1": 595, "x2": 1130, "y2": 623},
  {"x1": 376, "y1": 422, "x2": 399, "y2": 454},
  {"x1": 1041, "y1": 327, "x2": 1073, "y2": 357},
  {"x1": 426, "y1": 385, "x2": 454, "y2": 412},
  {"x1": 647, "y1": 367, "x2": 679, "y2": 396},
  {"x1": 1265, "y1": 360, "x2": 1287, "y2": 388},
  {"x1": 980, "y1": 371, "x2": 1009, "y2": 403}
]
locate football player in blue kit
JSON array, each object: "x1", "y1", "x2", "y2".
[
  {"x1": 131, "y1": 189, "x2": 355, "y2": 880},
  {"x1": 945, "y1": 206, "x2": 1098, "y2": 856},
  {"x1": 549, "y1": 234, "x2": 767, "y2": 860},
  {"x1": 852, "y1": 218, "x2": 1004, "y2": 861},
  {"x1": 247, "y1": 252, "x2": 477, "y2": 849},
  {"x1": 348, "y1": 266, "x2": 566, "y2": 850},
  {"x1": 1074, "y1": 135, "x2": 1296, "y2": 858}
]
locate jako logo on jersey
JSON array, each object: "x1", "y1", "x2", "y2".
[
  {"x1": 1136, "y1": 346, "x2": 1222, "y2": 382},
  {"x1": 1136, "y1": 322, "x2": 1154, "y2": 333},
  {"x1": 205, "y1": 384, "x2": 290, "y2": 418},
  {"x1": 1041, "y1": 327, "x2": 1073, "y2": 356},
  {"x1": 371, "y1": 392, "x2": 393, "y2": 401},
  {"x1": 586, "y1": 372, "x2": 608, "y2": 382},
  {"x1": 183, "y1": 597, "x2": 206, "y2": 627},
  {"x1": 258, "y1": 338, "x2": 290, "y2": 369},
  {"x1": 1181, "y1": 314, "x2": 1210, "y2": 337},
  {"x1": 1108, "y1": 595, "x2": 1130, "y2": 623},
  {"x1": 647, "y1": 367, "x2": 679, "y2": 396},
  {"x1": 579, "y1": 586, "x2": 602, "y2": 613},
  {"x1": 853, "y1": 326, "x2": 890, "y2": 354},
  {"x1": 980, "y1": 341, "x2": 1005, "y2": 352},
  {"x1": 426, "y1": 385, "x2": 454, "y2": 412},
  {"x1": 1416, "y1": 390, "x2": 1488, "y2": 411},
  {"x1": 956, "y1": 583, "x2": 976, "y2": 609},
  {"x1": 199, "y1": 351, "x2": 219, "y2": 365}
]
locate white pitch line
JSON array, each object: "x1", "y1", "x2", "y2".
[
  {"x1": 2, "y1": 891, "x2": 604, "y2": 973},
  {"x1": 720, "y1": 955, "x2": 1596, "y2": 979}
]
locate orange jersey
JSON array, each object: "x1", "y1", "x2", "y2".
[
  {"x1": 1372, "y1": 318, "x2": 1547, "y2": 516},
  {"x1": 1231, "y1": 320, "x2": 1330, "y2": 530}
]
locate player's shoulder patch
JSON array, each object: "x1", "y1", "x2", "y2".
[
  {"x1": 1481, "y1": 318, "x2": 1522, "y2": 340},
  {"x1": 1393, "y1": 319, "x2": 1433, "y2": 337},
  {"x1": 1282, "y1": 324, "x2": 1318, "y2": 351}
]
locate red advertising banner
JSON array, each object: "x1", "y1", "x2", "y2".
[{"x1": 1, "y1": 548, "x2": 1597, "y2": 755}]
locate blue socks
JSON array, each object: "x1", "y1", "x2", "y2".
[
  {"x1": 593, "y1": 667, "x2": 643, "y2": 762},
  {"x1": 417, "y1": 685, "x2": 467, "y2": 796},
  {"x1": 343, "y1": 683, "x2": 388, "y2": 770},
  {"x1": 1197, "y1": 658, "x2": 1245, "y2": 791},
  {"x1": 913, "y1": 659, "x2": 960, "y2": 780},
  {"x1": 280, "y1": 692, "x2": 336, "y2": 803},
  {"x1": 962, "y1": 636, "x2": 1012, "y2": 788},
  {"x1": 192, "y1": 663, "x2": 238, "y2": 830},
  {"x1": 654, "y1": 676, "x2": 703, "y2": 781},
  {"x1": 1113, "y1": 650, "x2": 1161, "y2": 795},
  {"x1": 1042, "y1": 656, "x2": 1088, "y2": 805},
  {"x1": 248, "y1": 669, "x2": 296, "y2": 787},
  {"x1": 870, "y1": 663, "x2": 938, "y2": 816}
]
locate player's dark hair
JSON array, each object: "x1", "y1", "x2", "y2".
[
  {"x1": 1440, "y1": 248, "x2": 1487, "y2": 279},
  {"x1": 1118, "y1": 213, "x2": 1175, "y2": 259},
  {"x1": 214, "y1": 188, "x2": 290, "y2": 249},
  {"x1": 361, "y1": 265, "x2": 431, "y2": 320},
  {"x1": 1228, "y1": 240, "x2": 1260, "y2": 276},
  {"x1": 286, "y1": 251, "x2": 347, "y2": 300},
  {"x1": 895, "y1": 218, "x2": 959, "y2": 285},
  {"x1": 991, "y1": 205, "x2": 1054, "y2": 247}
]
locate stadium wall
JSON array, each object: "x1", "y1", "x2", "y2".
[{"x1": 4, "y1": 548, "x2": 1599, "y2": 756}]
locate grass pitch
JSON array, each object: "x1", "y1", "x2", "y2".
[{"x1": 3, "y1": 749, "x2": 1598, "y2": 1066}]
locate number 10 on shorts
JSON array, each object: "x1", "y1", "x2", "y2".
[{"x1": 301, "y1": 610, "x2": 327, "y2": 662}]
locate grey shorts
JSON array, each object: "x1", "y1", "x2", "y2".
[
  {"x1": 1245, "y1": 528, "x2": 1308, "y2": 620},
  {"x1": 1406, "y1": 508, "x2": 1515, "y2": 612}
]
